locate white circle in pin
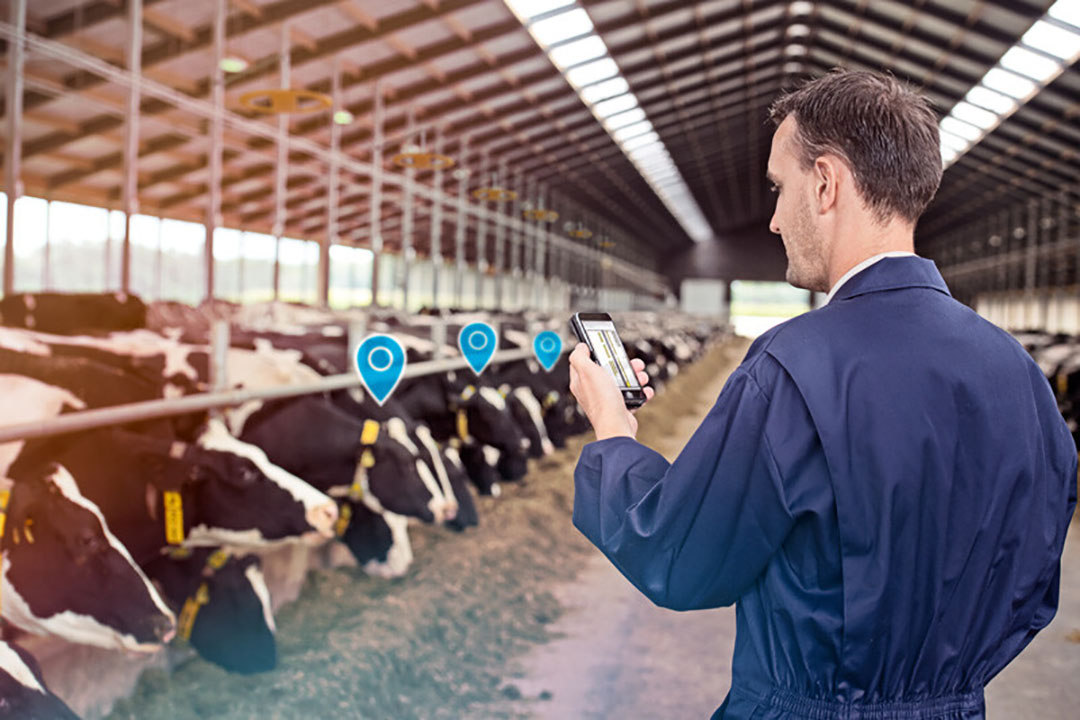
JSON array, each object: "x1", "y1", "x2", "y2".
[
  {"x1": 540, "y1": 338, "x2": 555, "y2": 352},
  {"x1": 368, "y1": 346, "x2": 394, "y2": 372},
  {"x1": 468, "y1": 331, "x2": 489, "y2": 351}
]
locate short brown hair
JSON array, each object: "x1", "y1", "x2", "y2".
[{"x1": 768, "y1": 69, "x2": 942, "y2": 225}]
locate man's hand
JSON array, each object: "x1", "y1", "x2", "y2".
[{"x1": 568, "y1": 342, "x2": 655, "y2": 440}]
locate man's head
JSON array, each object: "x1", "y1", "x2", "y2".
[{"x1": 766, "y1": 69, "x2": 943, "y2": 292}]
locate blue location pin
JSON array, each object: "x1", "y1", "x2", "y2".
[
  {"x1": 354, "y1": 334, "x2": 406, "y2": 406},
  {"x1": 458, "y1": 322, "x2": 498, "y2": 376},
  {"x1": 533, "y1": 331, "x2": 562, "y2": 372}
]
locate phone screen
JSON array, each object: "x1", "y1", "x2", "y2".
[{"x1": 581, "y1": 319, "x2": 641, "y2": 390}]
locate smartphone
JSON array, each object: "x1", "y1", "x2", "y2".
[{"x1": 569, "y1": 312, "x2": 648, "y2": 408}]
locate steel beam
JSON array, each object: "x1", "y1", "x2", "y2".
[
  {"x1": 121, "y1": 0, "x2": 142, "y2": 294},
  {"x1": 3, "y1": 0, "x2": 26, "y2": 295},
  {"x1": 204, "y1": 0, "x2": 226, "y2": 302}
]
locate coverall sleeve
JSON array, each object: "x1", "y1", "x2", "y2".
[{"x1": 572, "y1": 363, "x2": 796, "y2": 610}]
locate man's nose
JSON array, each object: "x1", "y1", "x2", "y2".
[{"x1": 769, "y1": 212, "x2": 781, "y2": 235}]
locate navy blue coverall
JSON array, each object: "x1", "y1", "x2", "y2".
[{"x1": 573, "y1": 256, "x2": 1078, "y2": 719}]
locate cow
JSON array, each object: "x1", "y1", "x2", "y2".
[
  {"x1": 0, "y1": 466, "x2": 176, "y2": 653},
  {"x1": 0, "y1": 291, "x2": 146, "y2": 335},
  {"x1": 0, "y1": 640, "x2": 80, "y2": 719},
  {"x1": 142, "y1": 548, "x2": 277, "y2": 674}
]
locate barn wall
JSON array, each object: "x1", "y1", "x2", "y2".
[
  {"x1": 976, "y1": 290, "x2": 1080, "y2": 334},
  {"x1": 661, "y1": 224, "x2": 788, "y2": 295}
]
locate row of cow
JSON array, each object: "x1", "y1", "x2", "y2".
[
  {"x1": 1011, "y1": 329, "x2": 1080, "y2": 447},
  {"x1": 0, "y1": 292, "x2": 728, "y2": 717}
]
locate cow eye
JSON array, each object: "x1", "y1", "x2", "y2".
[{"x1": 78, "y1": 530, "x2": 102, "y2": 554}]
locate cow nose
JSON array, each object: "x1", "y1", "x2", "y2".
[
  {"x1": 307, "y1": 500, "x2": 339, "y2": 539},
  {"x1": 156, "y1": 615, "x2": 177, "y2": 644},
  {"x1": 443, "y1": 501, "x2": 459, "y2": 522}
]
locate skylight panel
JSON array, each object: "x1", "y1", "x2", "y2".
[
  {"x1": 1022, "y1": 19, "x2": 1080, "y2": 59},
  {"x1": 603, "y1": 107, "x2": 647, "y2": 129},
  {"x1": 504, "y1": 0, "x2": 575, "y2": 18},
  {"x1": 1047, "y1": 0, "x2": 1080, "y2": 28},
  {"x1": 592, "y1": 93, "x2": 637, "y2": 117},
  {"x1": 980, "y1": 67, "x2": 1037, "y2": 99},
  {"x1": 504, "y1": 0, "x2": 717, "y2": 243},
  {"x1": 565, "y1": 57, "x2": 619, "y2": 87},
  {"x1": 999, "y1": 46, "x2": 1060, "y2": 82},
  {"x1": 949, "y1": 101, "x2": 998, "y2": 131},
  {"x1": 940, "y1": 116, "x2": 982, "y2": 142},
  {"x1": 580, "y1": 76, "x2": 630, "y2": 104},
  {"x1": 529, "y1": 8, "x2": 593, "y2": 46},
  {"x1": 964, "y1": 85, "x2": 1017, "y2": 115},
  {"x1": 548, "y1": 35, "x2": 607, "y2": 69}
]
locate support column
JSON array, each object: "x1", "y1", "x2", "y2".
[
  {"x1": 3, "y1": 0, "x2": 27, "y2": 296},
  {"x1": 493, "y1": 159, "x2": 507, "y2": 309},
  {"x1": 430, "y1": 125, "x2": 444, "y2": 309},
  {"x1": 121, "y1": 0, "x2": 142, "y2": 295},
  {"x1": 272, "y1": 22, "x2": 290, "y2": 302},
  {"x1": 475, "y1": 150, "x2": 490, "y2": 308},
  {"x1": 320, "y1": 57, "x2": 341, "y2": 309},
  {"x1": 204, "y1": 0, "x2": 226, "y2": 302},
  {"x1": 370, "y1": 80, "x2": 384, "y2": 307},
  {"x1": 453, "y1": 135, "x2": 469, "y2": 309},
  {"x1": 399, "y1": 105, "x2": 417, "y2": 311}
]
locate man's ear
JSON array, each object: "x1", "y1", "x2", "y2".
[{"x1": 812, "y1": 154, "x2": 842, "y2": 215}]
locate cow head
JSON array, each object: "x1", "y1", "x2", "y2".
[
  {"x1": 144, "y1": 549, "x2": 277, "y2": 674},
  {"x1": 0, "y1": 466, "x2": 176, "y2": 653},
  {"x1": 124, "y1": 420, "x2": 338, "y2": 548},
  {"x1": 337, "y1": 501, "x2": 413, "y2": 578}
]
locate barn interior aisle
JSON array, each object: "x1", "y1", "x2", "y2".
[{"x1": 103, "y1": 338, "x2": 744, "y2": 720}]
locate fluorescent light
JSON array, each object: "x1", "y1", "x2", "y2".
[
  {"x1": 949, "y1": 101, "x2": 998, "y2": 130},
  {"x1": 980, "y1": 67, "x2": 1037, "y2": 98},
  {"x1": 220, "y1": 57, "x2": 249, "y2": 73},
  {"x1": 548, "y1": 35, "x2": 607, "y2": 69},
  {"x1": 622, "y1": 132, "x2": 660, "y2": 151},
  {"x1": 612, "y1": 121, "x2": 653, "y2": 143},
  {"x1": 784, "y1": 44, "x2": 808, "y2": 56},
  {"x1": 789, "y1": 1, "x2": 813, "y2": 16},
  {"x1": 999, "y1": 46, "x2": 1060, "y2": 81},
  {"x1": 565, "y1": 57, "x2": 618, "y2": 87},
  {"x1": 580, "y1": 76, "x2": 629, "y2": 104},
  {"x1": 1048, "y1": 0, "x2": 1080, "y2": 29},
  {"x1": 333, "y1": 110, "x2": 354, "y2": 125},
  {"x1": 1022, "y1": 19, "x2": 1080, "y2": 60},
  {"x1": 964, "y1": 85, "x2": 1017, "y2": 114},
  {"x1": 529, "y1": 7, "x2": 593, "y2": 46},
  {"x1": 603, "y1": 107, "x2": 646, "y2": 129},
  {"x1": 786, "y1": 24, "x2": 811, "y2": 38},
  {"x1": 940, "y1": 116, "x2": 982, "y2": 142},
  {"x1": 505, "y1": 0, "x2": 575, "y2": 19},
  {"x1": 940, "y1": 146, "x2": 960, "y2": 165},
  {"x1": 592, "y1": 93, "x2": 637, "y2": 117}
]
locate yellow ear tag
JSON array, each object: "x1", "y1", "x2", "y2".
[
  {"x1": 0, "y1": 488, "x2": 10, "y2": 540},
  {"x1": 163, "y1": 491, "x2": 185, "y2": 545},
  {"x1": 543, "y1": 390, "x2": 559, "y2": 409},
  {"x1": 360, "y1": 448, "x2": 376, "y2": 468},
  {"x1": 360, "y1": 419, "x2": 380, "y2": 446},
  {"x1": 177, "y1": 582, "x2": 210, "y2": 642},
  {"x1": 456, "y1": 408, "x2": 469, "y2": 442},
  {"x1": 1057, "y1": 373, "x2": 1068, "y2": 398},
  {"x1": 460, "y1": 385, "x2": 476, "y2": 401},
  {"x1": 22, "y1": 518, "x2": 34, "y2": 545},
  {"x1": 206, "y1": 549, "x2": 229, "y2": 570},
  {"x1": 335, "y1": 502, "x2": 353, "y2": 537}
]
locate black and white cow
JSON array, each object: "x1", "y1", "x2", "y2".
[
  {"x1": 0, "y1": 640, "x2": 79, "y2": 719},
  {"x1": 0, "y1": 291, "x2": 146, "y2": 335},
  {"x1": 143, "y1": 548, "x2": 277, "y2": 674},
  {"x1": 0, "y1": 467, "x2": 176, "y2": 653}
]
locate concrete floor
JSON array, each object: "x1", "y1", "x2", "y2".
[{"x1": 497, "y1": 524, "x2": 1080, "y2": 720}]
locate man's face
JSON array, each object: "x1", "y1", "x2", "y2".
[{"x1": 767, "y1": 117, "x2": 830, "y2": 293}]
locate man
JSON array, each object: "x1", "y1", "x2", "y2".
[{"x1": 568, "y1": 69, "x2": 1077, "y2": 719}]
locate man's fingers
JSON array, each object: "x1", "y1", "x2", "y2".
[
  {"x1": 644, "y1": 386, "x2": 655, "y2": 401},
  {"x1": 630, "y1": 358, "x2": 645, "y2": 371},
  {"x1": 636, "y1": 369, "x2": 649, "y2": 386}
]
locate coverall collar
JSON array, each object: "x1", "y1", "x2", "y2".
[{"x1": 828, "y1": 254, "x2": 952, "y2": 305}]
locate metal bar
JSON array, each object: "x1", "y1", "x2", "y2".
[
  {"x1": 430, "y1": 125, "x2": 444, "y2": 308},
  {"x1": 273, "y1": 21, "x2": 290, "y2": 302},
  {"x1": 510, "y1": 169, "x2": 523, "y2": 311},
  {"x1": 0, "y1": 346, "x2": 564, "y2": 445},
  {"x1": 204, "y1": 0, "x2": 226, "y2": 302},
  {"x1": 155, "y1": 214, "x2": 163, "y2": 298},
  {"x1": 370, "y1": 80, "x2": 384, "y2": 307},
  {"x1": 120, "y1": 0, "x2": 142, "y2": 295},
  {"x1": 3, "y1": 0, "x2": 27, "y2": 295},
  {"x1": 320, "y1": 56, "x2": 341, "y2": 309}
]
